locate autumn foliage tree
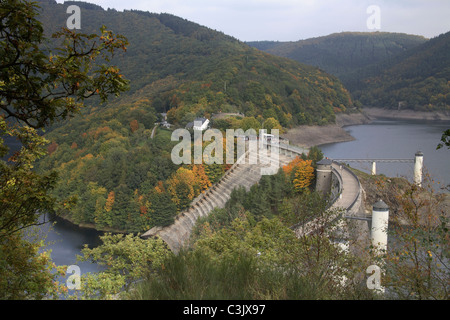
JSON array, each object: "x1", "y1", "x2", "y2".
[
  {"x1": 282, "y1": 156, "x2": 303, "y2": 176},
  {"x1": 0, "y1": 0, "x2": 128, "y2": 298},
  {"x1": 381, "y1": 176, "x2": 449, "y2": 299},
  {"x1": 293, "y1": 159, "x2": 315, "y2": 193},
  {"x1": 282, "y1": 156, "x2": 315, "y2": 193}
]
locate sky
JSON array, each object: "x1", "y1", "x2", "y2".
[{"x1": 56, "y1": 0, "x2": 450, "y2": 41}]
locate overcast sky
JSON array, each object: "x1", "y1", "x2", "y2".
[{"x1": 56, "y1": 0, "x2": 450, "y2": 41}]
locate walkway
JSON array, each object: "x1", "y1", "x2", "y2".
[
  {"x1": 329, "y1": 162, "x2": 361, "y2": 213},
  {"x1": 293, "y1": 161, "x2": 362, "y2": 238}
]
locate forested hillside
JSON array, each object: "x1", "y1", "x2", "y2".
[
  {"x1": 38, "y1": 0, "x2": 354, "y2": 126},
  {"x1": 350, "y1": 31, "x2": 450, "y2": 110},
  {"x1": 34, "y1": 0, "x2": 355, "y2": 232},
  {"x1": 249, "y1": 31, "x2": 450, "y2": 111},
  {"x1": 248, "y1": 32, "x2": 427, "y2": 86}
]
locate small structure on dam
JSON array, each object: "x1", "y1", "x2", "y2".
[{"x1": 315, "y1": 158, "x2": 333, "y2": 196}]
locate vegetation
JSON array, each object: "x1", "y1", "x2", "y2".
[
  {"x1": 36, "y1": 0, "x2": 354, "y2": 127},
  {"x1": 351, "y1": 32, "x2": 450, "y2": 111},
  {"x1": 354, "y1": 169, "x2": 449, "y2": 299},
  {"x1": 0, "y1": 0, "x2": 128, "y2": 298},
  {"x1": 29, "y1": 0, "x2": 357, "y2": 233},
  {"x1": 72, "y1": 160, "x2": 448, "y2": 300},
  {"x1": 2, "y1": 0, "x2": 448, "y2": 301},
  {"x1": 129, "y1": 216, "x2": 370, "y2": 300},
  {"x1": 249, "y1": 31, "x2": 450, "y2": 112},
  {"x1": 77, "y1": 156, "x2": 374, "y2": 300},
  {"x1": 248, "y1": 32, "x2": 427, "y2": 85},
  {"x1": 438, "y1": 129, "x2": 450, "y2": 150}
]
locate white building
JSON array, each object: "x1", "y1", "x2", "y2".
[{"x1": 187, "y1": 117, "x2": 210, "y2": 131}]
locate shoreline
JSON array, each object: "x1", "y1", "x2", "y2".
[
  {"x1": 362, "y1": 107, "x2": 450, "y2": 121},
  {"x1": 282, "y1": 108, "x2": 450, "y2": 148},
  {"x1": 281, "y1": 112, "x2": 371, "y2": 148}
]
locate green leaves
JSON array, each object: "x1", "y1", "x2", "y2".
[
  {"x1": 0, "y1": 0, "x2": 129, "y2": 299},
  {"x1": 75, "y1": 233, "x2": 170, "y2": 299},
  {"x1": 437, "y1": 128, "x2": 450, "y2": 150},
  {"x1": 1, "y1": 2, "x2": 129, "y2": 128}
]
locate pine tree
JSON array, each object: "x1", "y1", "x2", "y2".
[{"x1": 150, "y1": 191, "x2": 177, "y2": 227}]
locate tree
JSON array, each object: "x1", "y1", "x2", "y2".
[
  {"x1": 0, "y1": 0, "x2": 128, "y2": 298},
  {"x1": 262, "y1": 117, "x2": 283, "y2": 134},
  {"x1": 192, "y1": 164, "x2": 211, "y2": 192},
  {"x1": 132, "y1": 213, "x2": 370, "y2": 300},
  {"x1": 381, "y1": 177, "x2": 449, "y2": 299},
  {"x1": 293, "y1": 159, "x2": 315, "y2": 192},
  {"x1": 306, "y1": 145, "x2": 324, "y2": 166},
  {"x1": 149, "y1": 189, "x2": 177, "y2": 227},
  {"x1": 166, "y1": 167, "x2": 198, "y2": 211},
  {"x1": 282, "y1": 156, "x2": 303, "y2": 176},
  {"x1": 75, "y1": 233, "x2": 170, "y2": 299},
  {"x1": 437, "y1": 128, "x2": 450, "y2": 150},
  {"x1": 240, "y1": 116, "x2": 261, "y2": 132}
]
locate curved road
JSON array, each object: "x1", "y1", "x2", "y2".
[{"x1": 330, "y1": 162, "x2": 361, "y2": 213}]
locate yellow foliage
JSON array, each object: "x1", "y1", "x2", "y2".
[
  {"x1": 293, "y1": 159, "x2": 314, "y2": 192},
  {"x1": 105, "y1": 191, "x2": 115, "y2": 212}
]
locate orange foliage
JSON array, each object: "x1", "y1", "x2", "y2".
[
  {"x1": 167, "y1": 168, "x2": 196, "y2": 201},
  {"x1": 140, "y1": 205, "x2": 148, "y2": 214},
  {"x1": 293, "y1": 159, "x2": 314, "y2": 192},
  {"x1": 89, "y1": 126, "x2": 112, "y2": 139},
  {"x1": 282, "y1": 156, "x2": 303, "y2": 175},
  {"x1": 154, "y1": 181, "x2": 165, "y2": 194},
  {"x1": 192, "y1": 164, "x2": 211, "y2": 191},
  {"x1": 130, "y1": 119, "x2": 139, "y2": 133},
  {"x1": 47, "y1": 141, "x2": 58, "y2": 155},
  {"x1": 105, "y1": 191, "x2": 115, "y2": 212}
]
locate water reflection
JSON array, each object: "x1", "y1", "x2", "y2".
[{"x1": 38, "y1": 213, "x2": 105, "y2": 275}]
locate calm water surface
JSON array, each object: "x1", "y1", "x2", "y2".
[{"x1": 320, "y1": 119, "x2": 450, "y2": 190}]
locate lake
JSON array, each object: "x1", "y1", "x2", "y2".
[
  {"x1": 320, "y1": 118, "x2": 450, "y2": 191},
  {"x1": 37, "y1": 213, "x2": 105, "y2": 274}
]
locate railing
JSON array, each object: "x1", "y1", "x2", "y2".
[
  {"x1": 329, "y1": 165, "x2": 344, "y2": 208},
  {"x1": 335, "y1": 162, "x2": 361, "y2": 212},
  {"x1": 188, "y1": 150, "x2": 249, "y2": 209},
  {"x1": 335, "y1": 158, "x2": 414, "y2": 163}
]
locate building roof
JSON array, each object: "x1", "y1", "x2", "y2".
[
  {"x1": 186, "y1": 117, "x2": 209, "y2": 129},
  {"x1": 317, "y1": 158, "x2": 333, "y2": 165}
]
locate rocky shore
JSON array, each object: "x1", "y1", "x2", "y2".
[
  {"x1": 282, "y1": 107, "x2": 450, "y2": 148},
  {"x1": 363, "y1": 107, "x2": 450, "y2": 121},
  {"x1": 281, "y1": 112, "x2": 371, "y2": 148}
]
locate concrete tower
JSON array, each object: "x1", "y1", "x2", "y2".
[
  {"x1": 414, "y1": 151, "x2": 423, "y2": 187},
  {"x1": 371, "y1": 200, "x2": 389, "y2": 254},
  {"x1": 315, "y1": 158, "x2": 333, "y2": 196}
]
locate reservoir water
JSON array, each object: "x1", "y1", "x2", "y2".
[
  {"x1": 38, "y1": 213, "x2": 105, "y2": 274},
  {"x1": 320, "y1": 119, "x2": 450, "y2": 191},
  {"x1": 5, "y1": 118, "x2": 450, "y2": 289}
]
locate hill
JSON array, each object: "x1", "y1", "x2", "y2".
[
  {"x1": 248, "y1": 31, "x2": 450, "y2": 111},
  {"x1": 247, "y1": 32, "x2": 427, "y2": 85},
  {"x1": 33, "y1": 0, "x2": 355, "y2": 233},
  {"x1": 350, "y1": 31, "x2": 450, "y2": 110},
  {"x1": 38, "y1": 0, "x2": 354, "y2": 127}
]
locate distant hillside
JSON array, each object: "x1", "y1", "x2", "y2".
[
  {"x1": 351, "y1": 31, "x2": 450, "y2": 110},
  {"x1": 249, "y1": 31, "x2": 450, "y2": 111},
  {"x1": 247, "y1": 32, "x2": 427, "y2": 84}
]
